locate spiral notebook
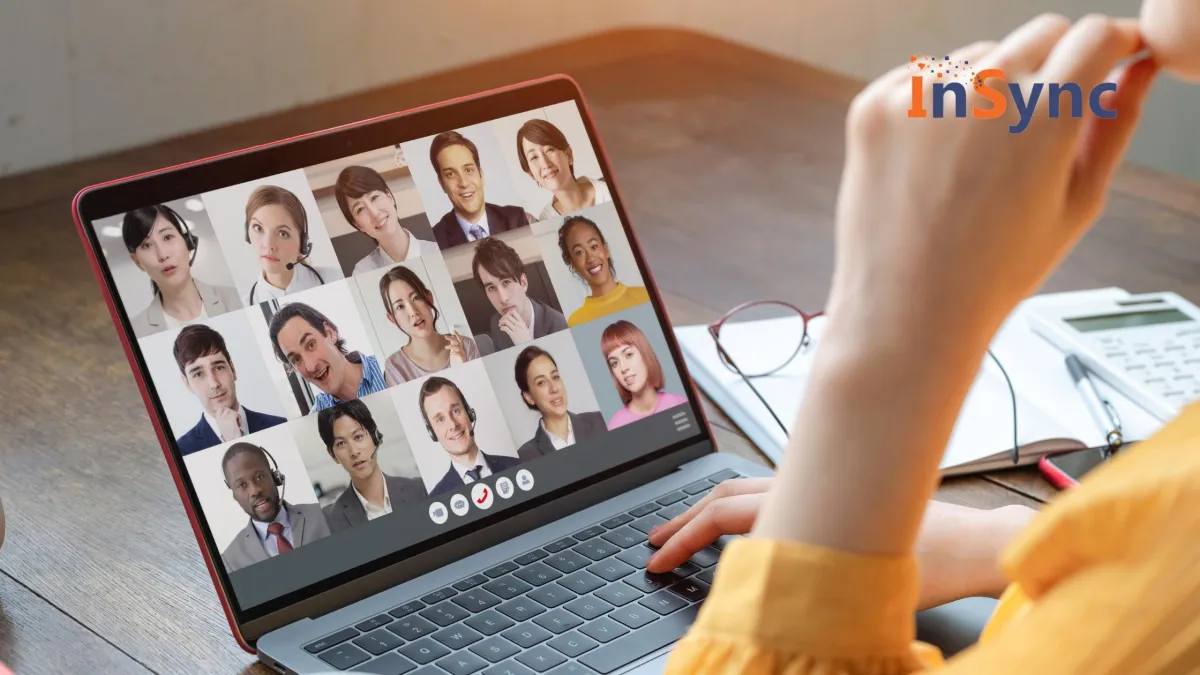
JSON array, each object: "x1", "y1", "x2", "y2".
[{"x1": 675, "y1": 288, "x2": 1163, "y2": 474}]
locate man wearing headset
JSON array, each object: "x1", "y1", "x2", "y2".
[
  {"x1": 419, "y1": 376, "x2": 521, "y2": 497},
  {"x1": 219, "y1": 442, "x2": 331, "y2": 573},
  {"x1": 268, "y1": 302, "x2": 388, "y2": 412},
  {"x1": 317, "y1": 400, "x2": 428, "y2": 533},
  {"x1": 243, "y1": 185, "x2": 341, "y2": 306}
]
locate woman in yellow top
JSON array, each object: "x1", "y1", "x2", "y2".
[
  {"x1": 557, "y1": 214, "x2": 650, "y2": 326},
  {"x1": 649, "y1": 13, "x2": 1200, "y2": 674}
]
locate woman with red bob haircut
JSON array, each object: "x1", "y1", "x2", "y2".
[{"x1": 600, "y1": 320, "x2": 687, "y2": 429}]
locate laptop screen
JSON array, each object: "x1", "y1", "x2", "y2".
[{"x1": 83, "y1": 97, "x2": 703, "y2": 617}]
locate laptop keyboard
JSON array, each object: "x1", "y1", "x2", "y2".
[{"x1": 304, "y1": 470, "x2": 742, "y2": 674}]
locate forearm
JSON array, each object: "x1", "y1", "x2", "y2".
[{"x1": 915, "y1": 502, "x2": 1038, "y2": 609}]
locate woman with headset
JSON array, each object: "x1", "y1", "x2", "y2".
[
  {"x1": 243, "y1": 185, "x2": 340, "y2": 306},
  {"x1": 122, "y1": 204, "x2": 241, "y2": 338}
]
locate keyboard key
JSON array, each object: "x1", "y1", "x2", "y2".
[
  {"x1": 669, "y1": 578, "x2": 710, "y2": 603},
  {"x1": 354, "y1": 628, "x2": 405, "y2": 655},
  {"x1": 318, "y1": 643, "x2": 371, "y2": 670},
  {"x1": 497, "y1": 598, "x2": 547, "y2": 622},
  {"x1": 600, "y1": 514, "x2": 633, "y2": 529},
  {"x1": 608, "y1": 604, "x2": 658, "y2": 629},
  {"x1": 557, "y1": 570, "x2": 605, "y2": 595},
  {"x1": 600, "y1": 527, "x2": 643, "y2": 549},
  {"x1": 389, "y1": 601, "x2": 426, "y2": 619},
  {"x1": 484, "y1": 576, "x2": 533, "y2": 600},
  {"x1": 350, "y1": 652, "x2": 417, "y2": 674},
  {"x1": 514, "y1": 563, "x2": 563, "y2": 587},
  {"x1": 485, "y1": 660, "x2": 537, "y2": 675},
  {"x1": 471, "y1": 635, "x2": 521, "y2": 663},
  {"x1": 587, "y1": 558, "x2": 635, "y2": 582},
  {"x1": 436, "y1": 650, "x2": 489, "y2": 675},
  {"x1": 623, "y1": 572, "x2": 677, "y2": 594},
  {"x1": 572, "y1": 539, "x2": 620, "y2": 561},
  {"x1": 627, "y1": 515, "x2": 666, "y2": 535},
  {"x1": 501, "y1": 622, "x2": 552, "y2": 648},
  {"x1": 707, "y1": 470, "x2": 740, "y2": 483},
  {"x1": 579, "y1": 604, "x2": 699, "y2": 674},
  {"x1": 455, "y1": 574, "x2": 492, "y2": 591},
  {"x1": 485, "y1": 561, "x2": 521, "y2": 578},
  {"x1": 682, "y1": 480, "x2": 712, "y2": 495},
  {"x1": 573, "y1": 525, "x2": 607, "y2": 541},
  {"x1": 712, "y1": 535, "x2": 736, "y2": 551},
  {"x1": 690, "y1": 546, "x2": 721, "y2": 568},
  {"x1": 526, "y1": 583, "x2": 576, "y2": 608},
  {"x1": 579, "y1": 617, "x2": 630, "y2": 644},
  {"x1": 305, "y1": 627, "x2": 360, "y2": 653},
  {"x1": 465, "y1": 610, "x2": 516, "y2": 636},
  {"x1": 673, "y1": 561, "x2": 701, "y2": 577},
  {"x1": 639, "y1": 590, "x2": 688, "y2": 615},
  {"x1": 533, "y1": 608, "x2": 583, "y2": 634},
  {"x1": 548, "y1": 631, "x2": 599, "y2": 657},
  {"x1": 398, "y1": 637, "x2": 451, "y2": 664},
  {"x1": 355, "y1": 614, "x2": 393, "y2": 632},
  {"x1": 627, "y1": 503, "x2": 659, "y2": 518},
  {"x1": 388, "y1": 615, "x2": 439, "y2": 640},
  {"x1": 421, "y1": 587, "x2": 458, "y2": 604},
  {"x1": 564, "y1": 595, "x2": 615, "y2": 620},
  {"x1": 544, "y1": 538, "x2": 576, "y2": 553},
  {"x1": 453, "y1": 589, "x2": 502, "y2": 613},
  {"x1": 696, "y1": 567, "x2": 715, "y2": 584},
  {"x1": 544, "y1": 551, "x2": 590, "y2": 573},
  {"x1": 515, "y1": 645, "x2": 567, "y2": 672},
  {"x1": 421, "y1": 601, "x2": 471, "y2": 627},
  {"x1": 657, "y1": 502, "x2": 688, "y2": 520},
  {"x1": 594, "y1": 583, "x2": 642, "y2": 607},
  {"x1": 547, "y1": 664, "x2": 597, "y2": 675},
  {"x1": 683, "y1": 493, "x2": 705, "y2": 506},
  {"x1": 513, "y1": 550, "x2": 549, "y2": 565},
  {"x1": 432, "y1": 624, "x2": 484, "y2": 650},
  {"x1": 656, "y1": 491, "x2": 687, "y2": 506}
]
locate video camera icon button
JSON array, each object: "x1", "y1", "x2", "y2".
[{"x1": 429, "y1": 501, "x2": 449, "y2": 525}]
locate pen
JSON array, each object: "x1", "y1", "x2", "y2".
[{"x1": 1064, "y1": 353, "x2": 1123, "y2": 456}]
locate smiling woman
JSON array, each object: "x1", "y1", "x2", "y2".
[
  {"x1": 332, "y1": 165, "x2": 440, "y2": 275},
  {"x1": 557, "y1": 213, "x2": 650, "y2": 327}
]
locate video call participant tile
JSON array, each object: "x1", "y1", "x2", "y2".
[
  {"x1": 530, "y1": 203, "x2": 649, "y2": 328},
  {"x1": 138, "y1": 310, "x2": 289, "y2": 456},
  {"x1": 482, "y1": 330, "x2": 607, "y2": 463},
  {"x1": 182, "y1": 424, "x2": 328, "y2": 575},
  {"x1": 290, "y1": 391, "x2": 427, "y2": 535},
  {"x1": 303, "y1": 146, "x2": 441, "y2": 278},
  {"x1": 202, "y1": 169, "x2": 344, "y2": 307},
  {"x1": 390, "y1": 361, "x2": 522, "y2": 498}
]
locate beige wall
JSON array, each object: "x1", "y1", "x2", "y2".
[{"x1": 3, "y1": 0, "x2": 1197, "y2": 181}]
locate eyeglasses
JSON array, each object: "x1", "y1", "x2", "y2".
[{"x1": 708, "y1": 299, "x2": 1022, "y2": 466}]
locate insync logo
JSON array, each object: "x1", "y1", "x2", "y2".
[{"x1": 906, "y1": 54, "x2": 1117, "y2": 133}]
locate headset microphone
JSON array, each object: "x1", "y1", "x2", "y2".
[{"x1": 285, "y1": 253, "x2": 311, "y2": 271}]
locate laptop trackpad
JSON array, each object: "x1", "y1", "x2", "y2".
[{"x1": 626, "y1": 652, "x2": 670, "y2": 674}]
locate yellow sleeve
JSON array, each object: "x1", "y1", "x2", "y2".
[{"x1": 665, "y1": 538, "x2": 945, "y2": 675}]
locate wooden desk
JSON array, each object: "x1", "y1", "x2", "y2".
[{"x1": 2, "y1": 29, "x2": 1197, "y2": 674}]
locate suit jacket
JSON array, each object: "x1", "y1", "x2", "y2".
[
  {"x1": 177, "y1": 407, "x2": 287, "y2": 456},
  {"x1": 517, "y1": 411, "x2": 607, "y2": 462},
  {"x1": 430, "y1": 451, "x2": 521, "y2": 497},
  {"x1": 220, "y1": 501, "x2": 331, "y2": 573},
  {"x1": 324, "y1": 473, "x2": 429, "y2": 534},
  {"x1": 489, "y1": 297, "x2": 568, "y2": 351},
  {"x1": 129, "y1": 278, "x2": 241, "y2": 339},
  {"x1": 432, "y1": 203, "x2": 534, "y2": 251}
]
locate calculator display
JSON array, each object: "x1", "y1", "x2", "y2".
[{"x1": 1066, "y1": 308, "x2": 1194, "y2": 333}]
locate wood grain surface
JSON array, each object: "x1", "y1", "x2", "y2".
[{"x1": 1, "y1": 28, "x2": 1196, "y2": 674}]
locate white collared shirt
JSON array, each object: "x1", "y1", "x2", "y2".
[
  {"x1": 455, "y1": 209, "x2": 491, "y2": 242},
  {"x1": 453, "y1": 452, "x2": 493, "y2": 484},
  {"x1": 204, "y1": 404, "x2": 248, "y2": 442},
  {"x1": 244, "y1": 263, "x2": 333, "y2": 306},
  {"x1": 540, "y1": 415, "x2": 575, "y2": 450},
  {"x1": 352, "y1": 235, "x2": 440, "y2": 275},
  {"x1": 352, "y1": 480, "x2": 392, "y2": 521},
  {"x1": 524, "y1": 297, "x2": 536, "y2": 337},
  {"x1": 251, "y1": 504, "x2": 292, "y2": 557}
]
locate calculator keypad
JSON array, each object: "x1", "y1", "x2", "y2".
[{"x1": 1092, "y1": 329, "x2": 1200, "y2": 407}]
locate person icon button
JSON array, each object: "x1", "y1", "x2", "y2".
[{"x1": 516, "y1": 469, "x2": 534, "y2": 492}]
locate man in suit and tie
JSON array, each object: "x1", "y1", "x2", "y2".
[
  {"x1": 513, "y1": 346, "x2": 607, "y2": 462},
  {"x1": 219, "y1": 442, "x2": 331, "y2": 573},
  {"x1": 420, "y1": 376, "x2": 521, "y2": 497},
  {"x1": 427, "y1": 131, "x2": 535, "y2": 251},
  {"x1": 471, "y1": 237, "x2": 568, "y2": 351},
  {"x1": 173, "y1": 324, "x2": 286, "y2": 455},
  {"x1": 317, "y1": 400, "x2": 428, "y2": 534}
]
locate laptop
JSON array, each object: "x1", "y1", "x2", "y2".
[{"x1": 72, "y1": 75, "x2": 768, "y2": 674}]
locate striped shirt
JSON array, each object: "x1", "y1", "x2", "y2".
[{"x1": 312, "y1": 352, "x2": 387, "y2": 411}]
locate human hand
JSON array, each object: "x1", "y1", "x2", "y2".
[
  {"x1": 647, "y1": 479, "x2": 1037, "y2": 610},
  {"x1": 827, "y1": 14, "x2": 1158, "y2": 349},
  {"x1": 214, "y1": 406, "x2": 243, "y2": 441},
  {"x1": 446, "y1": 332, "x2": 468, "y2": 365},
  {"x1": 498, "y1": 310, "x2": 534, "y2": 345}
]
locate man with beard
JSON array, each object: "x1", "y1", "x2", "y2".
[
  {"x1": 220, "y1": 442, "x2": 331, "y2": 573},
  {"x1": 419, "y1": 376, "x2": 520, "y2": 496}
]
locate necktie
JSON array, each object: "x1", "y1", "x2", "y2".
[
  {"x1": 468, "y1": 224, "x2": 486, "y2": 241},
  {"x1": 465, "y1": 466, "x2": 484, "y2": 482},
  {"x1": 267, "y1": 522, "x2": 293, "y2": 554}
]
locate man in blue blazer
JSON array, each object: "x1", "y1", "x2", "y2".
[
  {"x1": 173, "y1": 324, "x2": 286, "y2": 456},
  {"x1": 419, "y1": 376, "x2": 521, "y2": 497},
  {"x1": 427, "y1": 131, "x2": 535, "y2": 252}
]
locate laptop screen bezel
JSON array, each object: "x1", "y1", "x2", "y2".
[{"x1": 74, "y1": 75, "x2": 716, "y2": 641}]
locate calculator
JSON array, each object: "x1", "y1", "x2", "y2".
[{"x1": 1027, "y1": 292, "x2": 1200, "y2": 421}]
